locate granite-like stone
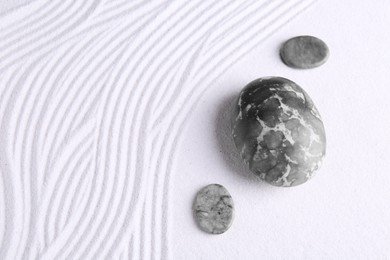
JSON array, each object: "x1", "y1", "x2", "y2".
[
  {"x1": 280, "y1": 35, "x2": 329, "y2": 69},
  {"x1": 193, "y1": 184, "x2": 234, "y2": 234},
  {"x1": 232, "y1": 77, "x2": 326, "y2": 187}
]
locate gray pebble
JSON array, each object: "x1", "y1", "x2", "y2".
[
  {"x1": 193, "y1": 184, "x2": 234, "y2": 234},
  {"x1": 232, "y1": 77, "x2": 326, "y2": 187},
  {"x1": 280, "y1": 35, "x2": 329, "y2": 69}
]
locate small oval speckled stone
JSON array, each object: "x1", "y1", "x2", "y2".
[
  {"x1": 280, "y1": 35, "x2": 329, "y2": 69},
  {"x1": 193, "y1": 184, "x2": 234, "y2": 234},
  {"x1": 232, "y1": 77, "x2": 326, "y2": 187}
]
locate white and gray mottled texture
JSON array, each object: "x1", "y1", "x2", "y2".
[
  {"x1": 232, "y1": 77, "x2": 326, "y2": 187},
  {"x1": 280, "y1": 35, "x2": 329, "y2": 69},
  {"x1": 193, "y1": 184, "x2": 234, "y2": 234}
]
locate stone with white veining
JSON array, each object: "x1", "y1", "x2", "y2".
[
  {"x1": 193, "y1": 184, "x2": 234, "y2": 234},
  {"x1": 280, "y1": 35, "x2": 329, "y2": 69},
  {"x1": 232, "y1": 77, "x2": 326, "y2": 187}
]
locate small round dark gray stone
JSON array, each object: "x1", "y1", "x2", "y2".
[
  {"x1": 280, "y1": 35, "x2": 329, "y2": 69},
  {"x1": 232, "y1": 77, "x2": 326, "y2": 187},
  {"x1": 193, "y1": 184, "x2": 234, "y2": 234}
]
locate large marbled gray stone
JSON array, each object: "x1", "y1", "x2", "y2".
[
  {"x1": 232, "y1": 77, "x2": 326, "y2": 187},
  {"x1": 280, "y1": 35, "x2": 329, "y2": 69},
  {"x1": 193, "y1": 184, "x2": 234, "y2": 234}
]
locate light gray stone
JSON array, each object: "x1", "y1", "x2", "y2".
[
  {"x1": 232, "y1": 77, "x2": 326, "y2": 187},
  {"x1": 193, "y1": 184, "x2": 234, "y2": 234},
  {"x1": 280, "y1": 35, "x2": 329, "y2": 69}
]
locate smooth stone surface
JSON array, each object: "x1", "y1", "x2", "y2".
[
  {"x1": 280, "y1": 35, "x2": 329, "y2": 69},
  {"x1": 232, "y1": 77, "x2": 326, "y2": 187},
  {"x1": 193, "y1": 184, "x2": 234, "y2": 234}
]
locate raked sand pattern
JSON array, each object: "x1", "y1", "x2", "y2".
[{"x1": 0, "y1": 0, "x2": 315, "y2": 259}]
